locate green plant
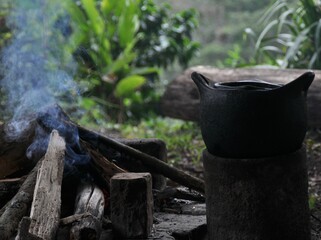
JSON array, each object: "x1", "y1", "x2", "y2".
[
  {"x1": 0, "y1": 1, "x2": 12, "y2": 51},
  {"x1": 66, "y1": 0, "x2": 199, "y2": 123},
  {"x1": 119, "y1": 117, "x2": 204, "y2": 165},
  {"x1": 245, "y1": 0, "x2": 321, "y2": 69},
  {"x1": 66, "y1": 0, "x2": 151, "y2": 121},
  {"x1": 135, "y1": 0, "x2": 200, "y2": 69}
]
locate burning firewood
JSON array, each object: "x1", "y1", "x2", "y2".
[
  {"x1": 0, "y1": 120, "x2": 36, "y2": 179},
  {"x1": 36, "y1": 104, "x2": 205, "y2": 193},
  {"x1": 69, "y1": 181, "x2": 105, "y2": 240},
  {"x1": 0, "y1": 158, "x2": 41, "y2": 239},
  {"x1": 16, "y1": 130, "x2": 66, "y2": 240},
  {"x1": 0, "y1": 176, "x2": 26, "y2": 209},
  {"x1": 81, "y1": 140, "x2": 126, "y2": 189},
  {"x1": 77, "y1": 125, "x2": 205, "y2": 194}
]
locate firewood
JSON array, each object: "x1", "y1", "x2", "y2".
[
  {"x1": 70, "y1": 181, "x2": 105, "y2": 240},
  {"x1": 0, "y1": 120, "x2": 36, "y2": 179},
  {"x1": 33, "y1": 104, "x2": 204, "y2": 193},
  {"x1": 154, "y1": 187, "x2": 205, "y2": 202},
  {"x1": 16, "y1": 130, "x2": 66, "y2": 240},
  {"x1": 81, "y1": 140, "x2": 126, "y2": 188},
  {"x1": 0, "y1": 176, "x2": 26, "y2": 209},
  {"x1": 0, "y1": 159, "x2": 41, "y2": 239},
  {"x1": 110, "y1": 172, "x2": 153, "y2": 239},
  {"x1": 113, "y1": 138, "x2": 167, "y2": 190},
  {"x1": 77, "y1": 125, "x2": 205, "y2": 194}
]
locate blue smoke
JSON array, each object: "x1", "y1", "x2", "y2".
[{"x1": 1, "y1": 0, "x2": 78, "y2": 133}]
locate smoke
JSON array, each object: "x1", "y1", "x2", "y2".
[{"x1": 0, "y1": 0, "x2": 78, "y2": 135}]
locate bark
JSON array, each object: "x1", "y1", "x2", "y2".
[
  {"x1": 78, "y1": 125, "x2": 205, "y2": 194},
  {"x1": 16, "y1": 130, "x2": 66, "y2": 240},
  {"x1": 0, "y1": 120, "x2": 36, "y2": 179},
  {"x1": 0, "y1": 159, "x2": 41, "y2": 239},
  {"x1": 0, "y1": 176, "x2": 26, "y2": 208},
  {"x1": 69, "y1": 182, "x2": 105, "y2": 240},
  {"x1": 110, "y1": 172, "x2": 153, "y2": 239}
]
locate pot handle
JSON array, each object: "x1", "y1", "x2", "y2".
[
  {"x1": 284, "y1": 71, "x2": 315, "y2": 94},
  {"x1": 191, "y1": 72, "x2": 213, "y2": 94}
]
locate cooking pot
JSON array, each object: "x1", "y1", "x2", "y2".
[{"x1": 191, "y1": 71, "x2": 314, "y2": 158}]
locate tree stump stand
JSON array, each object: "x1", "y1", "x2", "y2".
[
  {"x1": 110, "y1": 172, "x2": 153, "y2": 239},
  {"x1": 202, "y1": 147, "x2": 310, "y2": 240}
]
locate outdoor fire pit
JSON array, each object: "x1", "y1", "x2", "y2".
[{"x1": 0, "y1": 105, "x2": 206, "y2": 240}]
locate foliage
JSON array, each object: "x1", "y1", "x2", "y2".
[
  {"x1": 245, "y1": 0, "x2": 321, "y2": 69},
  {"x1": 0, "y1": 1, "x2": 11, "y2": 52},
  {"x1": 119, "y1": 117, "x2": 204, "y2": 164},
  {"x1": 135, "y1": 0, "x2": 200, "y2": 69},
  {"x1": 66, "y1": 0, "x2": 199, "y2": 122}
]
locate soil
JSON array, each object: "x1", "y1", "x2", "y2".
[{"x1": 306, "y1": 129, "x2": 321, "y2": 239}]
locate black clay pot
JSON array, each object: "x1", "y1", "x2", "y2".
[{"x1": 191, "y1": 71, "x2": 314, "y2": 158}]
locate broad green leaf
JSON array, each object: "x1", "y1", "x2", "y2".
[
  {"x1": 81, "y1": 0, "x2": 105, "y2": 38},
  {"x1": 118, "y1": 1, "x2": 140, "y2": 47},
  {"x1": 107, "y1": 37, "x2": 138, "y2": 74},
  {"x1": 115, "y1": 75, "x2": 146, "y2": 97},
  {"x1": 130, "y1": 67, "x2": 160, "y2": 76},
  {"x1": 255, "y1": 20, "x2": 278, "y2": 50}
]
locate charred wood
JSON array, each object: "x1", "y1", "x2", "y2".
[
  {"x1": 77, "y1": 125, "x2": 205, "y2": 194},
  {"x1": 81, "y1": 140, "x2": 126, "y2": 190},
  {"x1": 0, "y1": 120, "x2": 36, "y2": 179},
  {"x1": 0, "y1": 159, "x2": 41, "y2": 239},
  {"x1": 33, "y1": 105, "x2": 205, "y2": 193},
  {"x1": 69, "y1": 181, "x2": 105, "y2": 240},
  {"x1": 154, "y1": 187, "x2": 205, "y2": 203},
  {"x1": 0, "y1": 176, "x2": 26, "y2": 209},
  {"x1": 110, "y1": 172, "x2": 153, "y2": 239}
]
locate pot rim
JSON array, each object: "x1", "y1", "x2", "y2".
[{"x1": 214, "y1": 80, "x2": 282, "y2": 91}]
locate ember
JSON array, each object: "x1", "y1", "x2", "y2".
[{"x1": 0, "y1": 105, "x2": 206, "y2": 240}]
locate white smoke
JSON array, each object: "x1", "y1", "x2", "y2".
[{"x1": 0, "y1": 0, "x2": 79, "y2": 138}]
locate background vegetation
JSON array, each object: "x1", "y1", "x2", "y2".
[{"x1": 0, "y1": 0, "x2": 319, "y2": 166}]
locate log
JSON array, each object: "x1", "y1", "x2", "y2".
[
  {"x1": 117, "y1": 138, "x2": 167, "y2": 190},
  {"x1": 0, "y1": 176, "x2": 26, "y2": 209},
  {"x1": 77, "y1": 125, "x2": 205, "y2": 194},
  {"x1": 32, "y1": 105, "x2": 204, "y2": 193},
  {"x1": 110, "y1": 172, "x2": 153, "y2": 239},
  {"x1": 69, "y1": 181, "x2": 105, "y2": 240},
  {"x1": 81, "y1": 140, "x2": 126, "y2": 189},
  {"x1": 16, "y1": 130, "x2": 66, "y2": 240},
  {"x1": 161, "y1": 66, "x2": 321, "y2": 127},
  {"x1": 0, "y1": 159, "x2": 41, "y2": 239},
  {"x1": 0, "y1": 120, "x2": 36, "y2": 179}
]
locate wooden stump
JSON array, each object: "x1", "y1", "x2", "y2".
[
  {"x1": 110, "y1": 172, "x2": 153, "y2": 239},
  {"x1": 203, "y1": 147, "x2": 311, "y2": 240}
]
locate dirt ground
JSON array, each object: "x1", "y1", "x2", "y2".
[{"x1": 306, "y1": 129, "x2": 321, "y2": 238}]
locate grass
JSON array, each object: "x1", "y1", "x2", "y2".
[{"x1": 114, "y1": 117, "x2": 205, "y2": 166}]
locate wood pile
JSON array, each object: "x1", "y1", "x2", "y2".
[{"x1": 0, "y1": 105, "x2": 205, "y2": 240}]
